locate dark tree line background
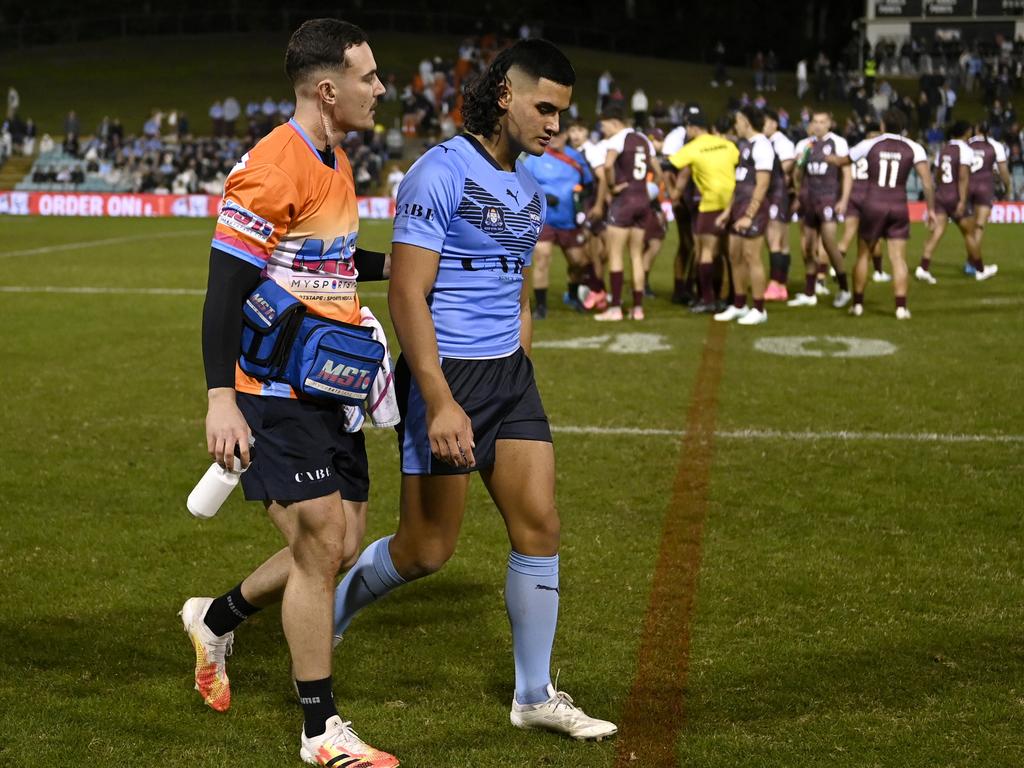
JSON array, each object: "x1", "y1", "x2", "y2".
[{"x1": 2, "y1": 0, "x2": 863, "y2": 66}]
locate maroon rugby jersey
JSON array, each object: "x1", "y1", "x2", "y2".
[
  {"x1": 608, "y1": 128, "x2": 656, "y2": 206},
  {"x1": 850, "y1": 152, "x2": 870, "y2": 204},
  {"x1": 733, "y1": 134, "x2": 775, "y2": 205},
  {"x1": 796, "y1": 131, "x2": 849, "y2": 199},
  {"x1": 848, "y1": 133, "x2": 927, "y2": 204},
  {"x1": 768, "y1": 130, "x2": 795, "y2": 203},
  {"x1": 967, "y1": 136, "x2": 1008, "y2": 196},
  {"x1": 934, "y1": 140, "x2": 975, "y2": 202}
]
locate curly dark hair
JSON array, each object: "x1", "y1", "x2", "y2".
[{"x1": 462, "y1": 39, "x2": 576, "y2": 138}]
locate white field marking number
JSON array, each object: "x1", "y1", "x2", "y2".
[
  {"x1": 534, "y1": 333, "x2": 671, "y2": 354},
  {"x1": 754, "y1": 335, "x2": 897, "y2": 358}
]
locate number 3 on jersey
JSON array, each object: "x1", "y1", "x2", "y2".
[{"x1": 940, "y1": 157, "x2": 954, "y2": 184}]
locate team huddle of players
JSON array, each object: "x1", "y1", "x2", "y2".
[{"x1": 526, "y1": 102, "x2": 1010, "y2": 322}]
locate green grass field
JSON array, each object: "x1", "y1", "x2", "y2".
[{"x1": 0, "y1": 215, "x2": 1022, "y2": 767}]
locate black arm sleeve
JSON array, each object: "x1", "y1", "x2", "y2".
[
  {"x1": 202, "y1": 247, "x2": 263, "y2": 390},
  {"x1": 353, "y1": 247, "x2": 387, "y2": 282}
]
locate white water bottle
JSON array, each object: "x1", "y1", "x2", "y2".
[{"x1": 187, "y1": 456, "x2": 244, "y2": 519}]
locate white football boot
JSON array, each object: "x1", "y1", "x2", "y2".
[{"x1": 510, "y1": 684, "x2": 617, "y2": 742}]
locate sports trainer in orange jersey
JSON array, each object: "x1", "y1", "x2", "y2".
[{"x1": 179, "y1": 19, "x2": 400, "y2": 768}]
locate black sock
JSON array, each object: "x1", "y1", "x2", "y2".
[
  {"x1": 296, "y1": 676, "x2": 339, "y2": 738},
  {"x1": 567, "y1": 282, "x2": 579, "y2": 299},
  {"x1": 203, "y1": 583, "x2": 261, "y2": 637},
  {"x1": 534, "y1": 288, "x2": 547, "y2": 310},
  {"x1": 837, "y1": 272, "x2": 849, "y2": 292}
]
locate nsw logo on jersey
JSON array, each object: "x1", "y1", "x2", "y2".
[
  {"x1": 481, "y1": 206, "x2": 506, "y2": 234},
  {"x1": 529, "y1": 211, "x2": 542, "y2": 236},
  {"x1": 219, "y1": 200, "x2": 274, "y2": 243}
]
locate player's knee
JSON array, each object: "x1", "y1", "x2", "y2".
[
  {"x1": 398, "y1": 537, "x2": 456, "y2": 579},
  {"x1": 293, "y1": 531, "x2": 347, "y2": 578},
  {"x1": 338, "y1": 542, "x2": 360, "y2": 572},
  {"x1": 518, "y1": 507, "x2": 561, "y2": 551}
]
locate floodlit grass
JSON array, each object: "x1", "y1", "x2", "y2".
[{"x1": 0, "y1": 216, "x2": 1021, "y2": 767}]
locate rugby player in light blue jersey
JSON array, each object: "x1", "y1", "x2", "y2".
[
  {"x1": 522, "y1": 124, "x2": 594, "y2": 318},
  {"x1": 331, "y1": 39, "x2": 617, "y2": 742}
]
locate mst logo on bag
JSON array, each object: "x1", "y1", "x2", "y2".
[
  {"x1": 307, "y1": 359, "x2": 374, "y2": 397},
  {"x1": 245, "y1": 291, "x2": 277, "y2": 326},
  {"x1": 218, "y1": 201, "x2": 274, "y2": 243}
]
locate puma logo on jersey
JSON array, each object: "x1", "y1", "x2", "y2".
[{"x1": 506, "y1": 188, "x2": 520, "y2": 204}]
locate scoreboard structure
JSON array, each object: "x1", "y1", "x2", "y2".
[{"x1": 866, "y1": 0, "x2": 1024, "y2": 46}]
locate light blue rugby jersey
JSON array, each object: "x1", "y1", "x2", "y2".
[
  {"x1": 521, "y1": 146, "x2": 592, "y2": 230},
  {"x1": 391, "y1": 134, "x2": 546, "y2": 359}
]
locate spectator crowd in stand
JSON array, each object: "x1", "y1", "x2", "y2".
[{"x1": 6, "y1": 29, "x2": 1024, "y2": 198}]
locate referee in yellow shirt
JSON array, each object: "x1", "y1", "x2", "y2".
[{"x1": 669, "y1": 111, "x2": 739, "y2": 313}]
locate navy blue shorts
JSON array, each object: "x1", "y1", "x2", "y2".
[
  {"x1": 236, "y1": 393, "x2": 369, "y2": 503},
  {"x1": 395, "y1": 348, "x2": 552, "y2": 475}
]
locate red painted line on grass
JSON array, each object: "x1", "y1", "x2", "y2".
[{"x1": 614, "y1": 320, "x2": 728, "y2": 767}]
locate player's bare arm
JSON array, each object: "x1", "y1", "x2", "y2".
[
  {"x1": 589, "y1": 164, "x2": 609, "y2": 219},
  {"x1": 837, "y1": 163, "x2": 852, "y2": 215},
  {"x1": 998, "y1": 161, "x2": 1012, "y2": 199},
  {"x1": 388, "y1": 241, "x2": 475, "y2": 468},
  {"x1": 736, "y1": 169, "x2": 770, "y2": 232},
  {"x1": 955, "y1": 163, "x2": 970, "y2": 218},
  {"x1": 519, "y1": 266, "x2": 534, "y2": 355},
  {"x1": 916, "y1": 161, "x2": 937, "y2": 229},
  {"x1": 792, "y1": 162, "x2": 805, "y2": 212},
  {"x1": 604, "y1": 150, "x2": 625, "y2": 195},
  {"x1": 670, "y1": 165, "x2": 691, "y2": 204},
  {"x1": 781, "y1": 158, "x2": 795, "y2": 187}
]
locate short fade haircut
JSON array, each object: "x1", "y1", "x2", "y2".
[
  {"x1": 947, "y1": 119, "x2": 972, "y2": 139},
  {"x1": 738, "y1": 105, "x2": 765, "y2": 132},
  {"x1": 882, "y1": 108, "x2": 906, "y2": 135},
  {"x1": 462, "y1": 39, "x2": 576, "y2": 138},
  {"x1": 285, "y1": 18, "x2": 368, "y2": 85}
]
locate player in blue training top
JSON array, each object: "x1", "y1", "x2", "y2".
[
  {"x1": 522, "y1": 123, "x2": 595, "y2": 318},
  {"x1": 330, "y1": 39, "x2": 618, "y2": 742}
]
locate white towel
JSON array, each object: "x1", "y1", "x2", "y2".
[{"x1": 341, "y1": 305, "x2": 400, "y2": 431}]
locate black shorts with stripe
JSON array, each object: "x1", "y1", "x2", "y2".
[{"x1": 395, "y1": 348, "x2": 551, "y2": 475}]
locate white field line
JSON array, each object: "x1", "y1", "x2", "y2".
[
  {"x1": 0, "y1": 285, "x2": 387, "y2": 298},
  {"x1": 0, "y1": 229, "x2": 208, "y2": 258},
  {"x1": 0, "y1": 285, "x2": 205, "y2": 296},
  {"x1": 548, "y1": 425, "x2": 1024, "y2": 444}
]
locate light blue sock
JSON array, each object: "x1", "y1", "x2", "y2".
[
  {"x1": 333, "y1": 536, "x2": 405, "y2": 636},
  {"x1": 505, "y1": 551, "x2": 559, "y2": 705}
]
